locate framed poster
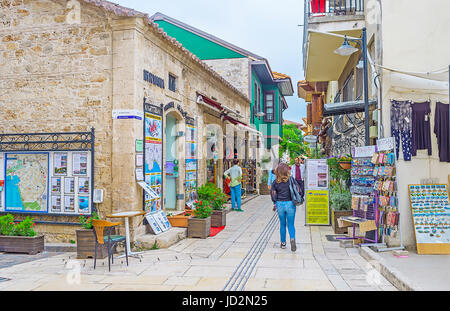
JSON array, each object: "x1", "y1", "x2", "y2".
[
  {"x1": 409, "y1": 184, "x2": 450, "y2": 254},
  {"x1": 53, "y1": 153, "x2": 68, "y2": 176},
  {"x1": 305, "y1": 190, "x2": 330, "y2": 226},
  {"x1": 64, "y1": 195, "x2": 75, "y2": 213},
  {"x1": 72, "y1": 152, "x2": 88, "y2": 176},
  {"x1": 51, "y1": 177, "x2": 62, "y2": 194},
  {"x1": 153, "y1": 211, "x2": 171, "y2": 232},
  {"x1": 64, "y1": 177, "x2": 75, "y2": 194},
  {"x1": 78, "y1": 177, "x2": 89, "y2": 194},
  {"x1": 51, "y1": 195, "x2": 62, "y2": 213},
  {"x1": 306, "y1": 159, "x2": 329, "y2": 190}
]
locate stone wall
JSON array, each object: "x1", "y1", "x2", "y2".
[{"x1": 0, "y1": 0, "x2": 114, "y2": 242}]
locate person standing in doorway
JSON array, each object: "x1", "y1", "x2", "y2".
[
  {"x1": 290, "y1": 157, "x2": 305, "y2": 200},
  {"x1": 271, "y1": 163, "x2": 301, "y2": 252},
  {"x1": 224, "y1": 159, "x2": 243, "y2": 212}
]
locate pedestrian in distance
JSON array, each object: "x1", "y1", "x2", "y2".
[
  {"x1": 290, "y1": 157, "x2": 305, "y2": 200},
  {"x1": 224, "y1": 159, "x2": 243, "y2": 212},
  {"x1": 271, "y1": 163, "x2": 301, "y2": 252}
]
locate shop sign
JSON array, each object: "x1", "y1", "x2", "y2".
[
  {"x1": 143, "y1": 70, "x2": 165, "y2": 89},
  {"x1": 377, "y1": 137, "x2": 395, "y2": 152},
  {"x1": 353, "y1": 145, "x2": 376, "y2": 158},
  {"x1": 112, "y1": 109, "x2": 144, "y2": 120}
]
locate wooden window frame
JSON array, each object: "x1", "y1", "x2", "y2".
[
  {"x1": 264, "y1": 91, "x2": 276, "y2": 123},
  {"x1": 168, "y1": 73, "x2": 177, "y2": 92}
]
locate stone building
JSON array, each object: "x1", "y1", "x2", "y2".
[{"x1": 0, "y1": 0, "x2": 258, "y2": 243}]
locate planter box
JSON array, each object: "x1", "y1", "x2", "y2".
[
  {"x1": 331, "y1": 209, "x2": 353, "y2": 234},
  {"x1": 0, "y1": 235, "x2": 44, "y2": 255},
  {"x1": 188, "y1": 217, "x2": 211, "y2": 239},
  {"x1": 76, "y1": 229, "x2": 108, "y2": 260},
  {"x1": 211, "y1": 210, "x2": 226, "y2": 227},
  {"x1": 259, "y1": 183, "x2": 270, "y2": 195},
  {"x1": 167, "y1": 215, "x2": 191, "y2": 228}
]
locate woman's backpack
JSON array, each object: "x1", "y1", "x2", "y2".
[{"x1": 289, "y1": 177, "x2": 304, "y2": 206}]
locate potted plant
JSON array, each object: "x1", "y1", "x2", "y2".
[
  {"x1": 330, "y1": 186, "x2": 353, "y2": 234},
  {"x1": 166, "y1": 208, "x2": 192, "y2": 228},
  {"x1": 210, "y1": 190, "x2": 228, "y2": 227},
  {"x1": 0, "y1": 214, "x2": 44, "y2": 255},
  {"x1": 76, "y1": 212, "x2": 107, "y2": 259},
  {"x1": 337, "y1": 155, "x2": 353, "y2": 170},
  {"x1": 259, "y1": 172, "x2": 270, "y2": 195},
  {"x1": 188, "y1": 200, "x2": 213, "y2": 239}
]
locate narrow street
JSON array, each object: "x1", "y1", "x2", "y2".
[{"x1": 0, "y1": 196, "x2": 396, "y2": 291}]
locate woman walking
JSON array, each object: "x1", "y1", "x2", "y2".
[{"x1": 270, "y1": 163, "x2": 301, "y2": 252}]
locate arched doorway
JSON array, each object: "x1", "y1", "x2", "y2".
[{"x1": 165, "y1": 112, "x2": 181, "y2": 210}]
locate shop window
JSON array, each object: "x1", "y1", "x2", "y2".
[
  {"x1": 264, "y1": 91, "x2": 275, "y2": 122},
  {"x1": 168, "y1": 74, "x2": 177, "y2": 92}
]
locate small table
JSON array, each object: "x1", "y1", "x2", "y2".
[{"x1": 106, "y1": 211, "x2": 146, "y2": 259}]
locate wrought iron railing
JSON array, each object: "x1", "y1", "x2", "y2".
[{"x1": 307, "y1": 0, "x2": 364, "y2": 17}]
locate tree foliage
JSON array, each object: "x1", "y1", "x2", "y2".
[{"x1": 279, "y1": 124, "x2": 307, "y2": 164}]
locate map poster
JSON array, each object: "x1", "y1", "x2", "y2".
[
  {"x1": 64, "y1": 196, "x2": 75, "y2": 213},
  {"x1": 51, "y1": 196, "x2": 61, "y2": 213},
  {"x1": 5, "y1": 153, "x2": 49, "y2": 213},
  {"x1": 64, "y1": 177, "x2": 75, "y2": 194},
  {"x1": 53, "y1": 153, "x2": 68, "y2": 176},
  {"x1": 78, "y1": 177, "x2": 89, "y2": 194},
  {"x1": 73, "y1": 152, "x2": 88, "y2": 176},
  {"x1": 306, "y1": 190, "x2": 330, "y2": 226},
  {"x1": 51, "y1": 177, "x2": 61, "y2": 194},
  {"x1": 78, "y1": 196, "x2": 90, "y2": 214}
]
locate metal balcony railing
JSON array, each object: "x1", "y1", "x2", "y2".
[{"x1": 307, "y1": 0, "x2": 364, "y2": 17}]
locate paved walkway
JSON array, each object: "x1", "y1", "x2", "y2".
[{"x1": 0, "y1": 196, "x2": 396, "y2": 291}]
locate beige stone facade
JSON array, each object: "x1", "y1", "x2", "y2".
[{"x1": 0, "y1": 0, "x2": 257, "y2": 243}]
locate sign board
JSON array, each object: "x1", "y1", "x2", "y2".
[
  {"x1": 136, "y1": 140, "x2": 143, "y2": 152},
  {"x1": 112, "y1": 109, "x2": 144, "y2": 120},
  {"x1": 377, "y1": 137, "x2": 395, "y2": 152},
  {"x1": 306, "y1": 159, "x2": 329, "y2": 190},
  {"x1": 353, "y1": 145, "x2": 377, "y2": 158},
  {"x1": 306, "y1": 190, "x2": 330, "y2": 226},
  {"x1": 138, "y1": 182, "x2": 159, "y2": 200},
  {"x1": 153, "y1": 210, "x2": 172, "y2": 232},
  {"x1": 304, "y1": 135, "x2": 318, "y2": 144},
  {"x1": 409, "y1": 184, "x2": 450, "y2": 255}
]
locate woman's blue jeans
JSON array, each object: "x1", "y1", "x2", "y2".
[
  {"x1": 230, "y1": 184, "x2": 242, "y2": 210},
  {"x1": 276, "y1": 201, "x2": 296, "y2": 243}
]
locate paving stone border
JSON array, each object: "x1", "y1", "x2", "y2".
[{"x1": 359, "y1": 246, "x2": 421, "y2": 291}]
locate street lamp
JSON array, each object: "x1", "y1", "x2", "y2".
[{"x1": 334, "y1": 28, "x2": 370, "y2": 146}]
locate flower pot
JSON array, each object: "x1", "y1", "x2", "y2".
[
  {"x1": 211, "y1": 210, "x2": 226, "y2": 227},
  {"x1": 188, "y1": 217, "x2": 211, "y2": 239},
  {"x1": 0, "y1": 235, "x2": 44, "y2": 255},
  {"x1": 167, "y1": 215, "x2": 192, "y2": 228},
  {"x1": 339, "y1": 162, "x2": 352, "y2": 170},
  {"x1": 259, "y1": 183, "x2": 270, "y2": 195},
  {"x1": 76, "y1": 229, "x2": 108, "y2": 260},
  {"x1": 331, "y1": 209, "x2": 353, "y2": 234}
]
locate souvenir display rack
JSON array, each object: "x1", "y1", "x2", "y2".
[{"x1": 371, "y1": 147, "x2": 405, "y2": 251}]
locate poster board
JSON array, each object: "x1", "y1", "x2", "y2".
[
  {"x1": 185, "y1": 119, "x2": 198, "y2": 206},
  {"x1": 145, "y1": 213, "x2": 163, "y2": 235},
  {"x1": 305, "y1": 159, "x2": 330, "y2": 226},
  {"x1": 408, "y1": 184, "x2": 450, "y2": 255}
]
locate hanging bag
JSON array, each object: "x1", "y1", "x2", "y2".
[{"x1": 289, "y1": 177, "x2": 304, "y2": 206}]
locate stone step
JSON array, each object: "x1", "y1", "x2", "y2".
[{"x1": 136, "y1": 227, "x2": 187, "y2": 250}]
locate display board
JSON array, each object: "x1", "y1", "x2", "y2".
[
  {"x1": 409, "y1": 184, "x2": 450, "y2": 255},
  {"x1": 0, "y1": 151, "x2": 92, "y2": 215},
  {"x1": 305, "y1": 159, "x2": 330, "y2": 226},
  {"x1": 144, "y1": 102, "x2": 163, "y2": 212},
  {"x1": 185, "y1": 118, "x2": 198, "y2": 208}
]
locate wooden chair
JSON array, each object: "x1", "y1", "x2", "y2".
[{"x1": 92, "y1": 220, "x2": 128, "y2": 272}]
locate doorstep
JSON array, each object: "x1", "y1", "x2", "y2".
[
  {"x1": 136, "y1": 227, "x2": 187, "y2": 250},
  {"x1": 359, "y1": 246, "x2": 422, "y2": 291}
]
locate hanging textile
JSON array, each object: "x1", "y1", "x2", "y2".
[
  {"x1": 434, "y1": 102, "x2": 450, "y2": 162},
  {"x1": 391, "y1": 100, "x2": 413, "y2": 161},
  {"x1": 411, "y1": 101, "x2": 432, "y2": 157}
]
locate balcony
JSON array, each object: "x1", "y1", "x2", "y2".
[{"x1": 302, "y1": 0, "x2": 365, "y2": 82}]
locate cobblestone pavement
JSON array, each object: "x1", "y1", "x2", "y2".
[{"x1": 0, "y1": 196, "x2": 397, "y2": 291}]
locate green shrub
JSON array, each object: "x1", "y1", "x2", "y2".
[
  {"x1": 330, "y1": 187, "x2": 352, "y2": 211},
  {"x1": 0, "y1": 214, "x2": 37, "y2": 237},
  {"x1": 197, "y1": 183, "x2": 227, "y2": 210},
  {"x1": 79, "y1": 211, "x2": 100, "y2": 230},
  {"x1": 0, "y1": 214, "x2": 16, "y2": 236},
  {"x1": 261, "y1": 172, "x2": 269, "y2": 184},
  {"x1": 14, "y1": 217, "x2": 37, "y2": 237},
  {"x1": 192, "y1": 200, "x2": 213, "y2": 219}
]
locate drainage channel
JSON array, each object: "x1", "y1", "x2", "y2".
[{"x1": 223, "y1": 213, "x2": 279, "y2": 292}]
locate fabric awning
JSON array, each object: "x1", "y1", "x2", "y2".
[{"x1": 323, "y1": 100, "x2": 377, "y2": 117}]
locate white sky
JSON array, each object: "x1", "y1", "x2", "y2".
[{"x1": 112, "y1": 0, "x2": 307, "y2": 124}]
